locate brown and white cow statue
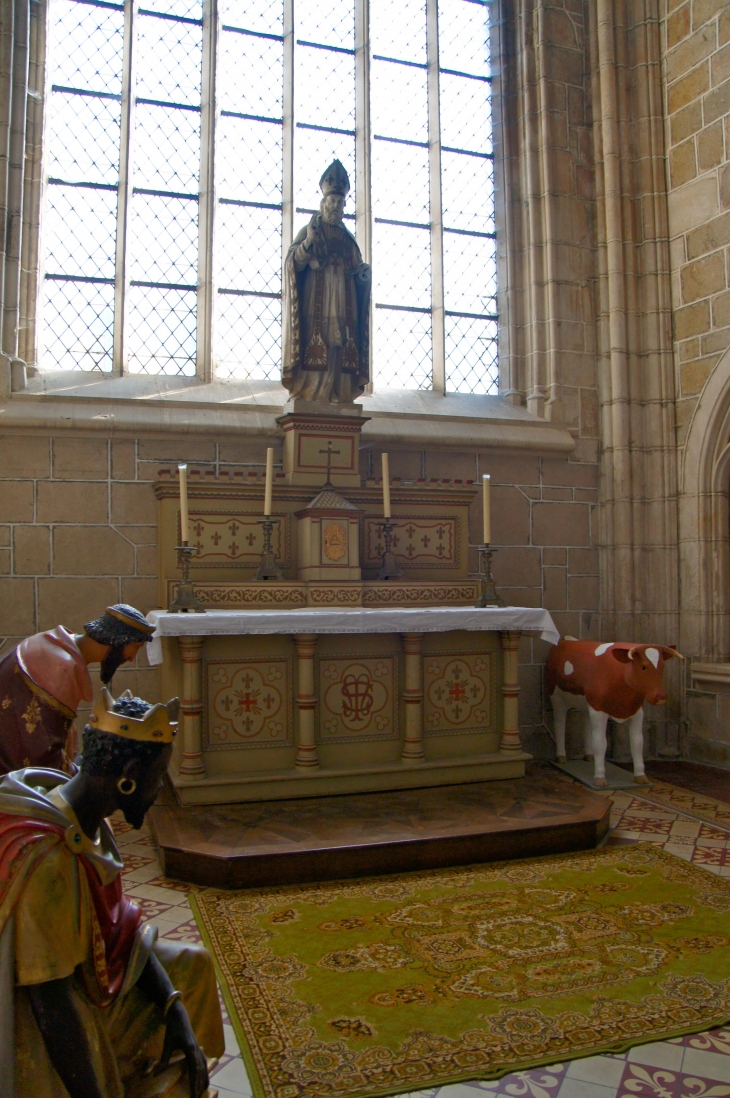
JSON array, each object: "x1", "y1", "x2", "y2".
[{"x1": 546, "y1": 637, "x2": 683, "y2": 787}]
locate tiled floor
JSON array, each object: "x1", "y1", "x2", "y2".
[{"x1": 116, "y1": 783, "x2": 730, "y2": 1098}]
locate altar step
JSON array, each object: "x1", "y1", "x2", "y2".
[{"x1": 148, "y1": 774, "x2": 610, "y2": 890}]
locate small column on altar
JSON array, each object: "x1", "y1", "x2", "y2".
[
  {"x1": 499, "y1": 630, "x2": 522, "y2": 754},
  {"x1": 294, "y1": 634, "x2": 319, "y2": 768},
  {"x1": 178, "y1": 635, "x2": 205, "y2": 779},
  {"x1": 401, "y1": 632, "x2": 425, "y2": 762}
]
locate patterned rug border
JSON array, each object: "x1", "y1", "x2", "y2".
[{"x1": 191, "y1": 843, "x2": 730, "y2": 1098}]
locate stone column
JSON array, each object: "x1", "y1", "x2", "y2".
[
  {"x1": 295, "y1": 633, "x2": 319, "y2": 769},
  {"x1": 401, "y1": 632, "x2": 425, "y2": 763},
  {"x1": 178, "y1": 636, "x2": 205, "y2": 780},
  {"x1": 499, "y1": 631, "x2": 522, "y2": 755}
]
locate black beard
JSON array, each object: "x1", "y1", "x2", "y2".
[
  {"x1": 100, "y1": 645, "x2": 128, "y2": 685},
  {"x1": 122, "y1": 790, "x2": 149, "y2": 830}
]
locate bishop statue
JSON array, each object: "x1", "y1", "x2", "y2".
[{"x1": 282, "y1": 160, "x2": 371, "y2": 403}]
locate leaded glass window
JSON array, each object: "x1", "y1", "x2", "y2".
[{"x1": 39, "y1": 0, "x2": 497, "y2": 393}]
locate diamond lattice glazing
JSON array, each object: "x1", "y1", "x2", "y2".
[
  {"x1": 140, "y1": 0, "x2": 202, "y2": 19},
  {"x1": 133, "y1": 103, "x2": 201, "y2": 193},
  {"x1": 374, "y1": 309, "x2": 432, "y2": 389},
  {"x1": 443, "y1": 233, "x2": 496, "y2": 314},
  {"x1": 296, "y1": 48, "x2": 355, "y2": 131},
  {"x1": 218, "y1": 116, "x2": 283, "y2": 204},
  {"x1": 42, "y1": 280, "x2": 115, "y2": 372},
  {"x1": 49, "y1": 0, "x2": 124, "y2": 95},
  {"x1": 439, "y1": 73, "x2": 492, "y2": 154},
  {"x1": 372, "y1": 141, "x2": 430, "y2": 224},
  {"x1": 128, "y1": 195, "x2": 199, "y2": 285},
  {"x1": 297, "y1": 0, "x2": 354, "y2": 50},
  {"x1": 127, "y1": 286, "x2": 197, "y2": 375},
  {"x1": 215, "y1": 294, "x2": 282, "y2": 380},
  {"x1": 217, "y1": 206, "x2": 281, "y2": 294},
  {"x1": 374, "y1": 222, "x2": 431, "y2": 308},
  {"x1": 371, "y1": 61, "x2": 428, "y2": 143},
  {"x1": 371, "y1": 0, "x2": 426, "y2": 63},
  {"x1": 47, "y1": 93, "x2": 121, "y2": 186},
  {"x1": 438, "y1": 0, "x2": 490, "y2": 76},
  {"x1": 221, "y1": 0, "x2": 283, "y2": 35},
  {"x1": 445, "y1": 314, "x2": 498, "y2": 394},
  {"x1": 441, "y1": 153, "x2": 494, "y2": 235},
  {"x1": 136, "y1": 15, "x2": 202, "y2": 106},
  {"x1": 45, "y1": 187, "x2": 118, "y2": 281},
  {"x1": 219, "y1": 29, "x2": 283, "y2": 118}
]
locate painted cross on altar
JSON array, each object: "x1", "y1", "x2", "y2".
[{"x1": 319, "y1": 440, "x2": 341, "y2": 488}]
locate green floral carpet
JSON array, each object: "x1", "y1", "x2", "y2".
[{"x1": 191, "y1": 844, "x2": 730, "y2": 1098}]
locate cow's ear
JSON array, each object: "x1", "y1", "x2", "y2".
[
  {"x1": 611, "y1": 648, "x2": 632, "y2": 663},
  {"x1": 660, "y1": 645, "x2": 685, "y2": 660}
]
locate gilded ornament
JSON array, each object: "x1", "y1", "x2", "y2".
[{"x1": 323, "y1": 522, "x2": 347, "y2": 562}]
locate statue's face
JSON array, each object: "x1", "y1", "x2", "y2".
[{"x1": 321, "y1": 193, "x2": 345, "y2": 224}]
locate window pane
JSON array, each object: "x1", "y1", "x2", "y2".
[
  {"x1": 217, "y1": 206, "x2": 281, "y2": 294},
  {"x1": 141, "y1": 0, "x2": 202, "y2": 19},
  {"x1": 219, "y1": 29, "x2": 283, "y2": 118},
  {"x1": 443, "y1": 233, "x2": 496, "y2": 314},
  {"x1": 218, "y1": 116, "x2": 283, "y2": 204},
  {"x1": 441, "y1": 152, "x2": 494, "y2": 234},
  {"x1": 296, "y1": 46, "x2": 355, "y2": 132},
  {"x1": 372, "y1": 141, "x2": 429, "y2": 224},
  {"x1": 439, "y1": 72, "x2": 491, "y2": 154},
  {"x1": 127, "y1": 287, "x2": 197, "y2": 375},
  {"x1": 49, "y1": 0, "x2": 124, "y2": 95},
  {"x1": 438, "y1": 0, "x2": 491, "y2": 77},
  {"x1": 221, "y1": 0, "x2": 283, "y2": 36},
  {"x1": 297, "y1": 0, "x2": 354, "y2": 50},
  {"x1": 216, "y1": 295, "x2": 281, "y2": 380},
  {"x1": 371, "y1": 0, "x2": 427, "y2": 64},
  {"x1": 133, "y1": 103, "x2": 200, "y2": 193},
  {"x1": 371, "y1": 60, "x2": 428, "y2": 144},
  {"x1": 128, "y1": 195, "x2": 199, "y2": 285},
  {"x1": 445, "y1": 315, "x2": 498, "y2": 394},
  {"x1": 136, "y1": 14, "x2": 202, "y2": 106},
  {"x1": 374, "y1": 222, "x2": 431, "y2": 307},
  {"x1": 294, "y1": 128, "x2": 356, "y2": 217},
  {"x1": 42, "y1": 281, "x2": 115, "y2": 372},
  {"x1": 47, "y1": 93, "x2": 121, "y2": 186},
  {"x1": 45, "y1": 186, "x2": 117, "y2": 280},
  {"x1": 374, "y1": 309, "x2": 432, "y2": 390}
]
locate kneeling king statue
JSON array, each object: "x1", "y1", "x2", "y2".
[{"x1": 282, "y1": 159, "x2": 371, "y2": 403}]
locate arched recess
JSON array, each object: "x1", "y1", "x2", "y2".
[{"x1": 680, "y1": 344, "x2": 730, "y2": 660}]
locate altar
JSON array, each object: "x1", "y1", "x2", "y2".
[{"x1": 148, "y1": 606, "x2": 559, "y2": 806}]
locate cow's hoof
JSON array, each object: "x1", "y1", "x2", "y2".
[
  {"x1": 556, "y1": 755, "x2": 567, "y2": 763},
  {"x1": 593, "y1": 777, "x2": 607, "y2": 788},
  {"x1": 634, "y1": 775, "x2": 651, "y2": 785}
]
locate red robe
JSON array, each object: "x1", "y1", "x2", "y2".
[{"x1": 0, "y1": 627, "x2": 93, "y2": 774}]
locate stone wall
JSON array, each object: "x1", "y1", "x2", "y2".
[
  {"x1": 664, "y1": 0, "x2": 730, "y2": 440},
  {"x1": 0, "y1": 428, "x2": 598, "y2": 757}
]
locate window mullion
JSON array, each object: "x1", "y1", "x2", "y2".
[
  {"x1": 282, "y1": 0, "x2": 294, "y2": 265},
  {"x1": 426, "y1": 0, "x2": 444, "y2": 394},
  {"x1": 198, "y1": 0, "x2": 218, "y2": 382},
  {"x1": 354, "y1": 0, "x2": 371, "y2": 265},
  {"x1": 113, "y1": 0, "x2": 137, "y2": 376}
]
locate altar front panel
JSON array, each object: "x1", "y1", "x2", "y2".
[{"x1": 161, "y1": 629, "x2": 504, "y2": 799}]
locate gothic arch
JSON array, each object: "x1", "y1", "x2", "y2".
[{"x1": 680, "y1": 345, "x2": 730, "y2": 659}]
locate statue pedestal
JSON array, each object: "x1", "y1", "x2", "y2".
[{"x1": 278, "y1": 402, "x2": 369, "y2": 489}]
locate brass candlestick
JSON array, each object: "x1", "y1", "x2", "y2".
[
  {"x1": 377, "y1": 520, "x2": 403, "y2": 580},
  {"x1": 254, "y1": 518, "x2": 284, "y2": 581},
  {"x1": 169, "y1": 543, "x2": 206, "y2": 613},
  {"x1": 471, "y1": 544, "x2": 504, "y2": 607}
]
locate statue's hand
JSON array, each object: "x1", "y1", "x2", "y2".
[
  {"x1": 353, "y1": 262, "x2": 371, "y2": 283},
  {"x1": 305, "y1": 214, "x2": 320, "y2": 247},
  {"x1": 158, "y1": 999, "x2": 209, "y2": 1098}
]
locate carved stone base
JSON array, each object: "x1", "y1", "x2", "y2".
[{"x1": 167, "y1": 579, "x2": 480, "y2": 608}]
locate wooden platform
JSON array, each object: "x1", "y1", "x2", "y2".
[{"x1": 148, "y1": 774, "x2": 611, "y2": 889}]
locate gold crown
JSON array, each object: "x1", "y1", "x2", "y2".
[
  {"x1": 319, "y1": 159, "x2": 350, "y2": 197},
  {"x1": 88, "y1": 688, "x2": 178, "y2": 744}
]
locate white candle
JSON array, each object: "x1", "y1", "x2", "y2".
[
  {"x1": 382, "y1": 453, "x2": 391, "y2": 518},
  {"x1": 178, "y1": 463, "x2": 189, "y2": 543},
  {"x1": 482, "y1": 474, "x2": 491, "y2": 545},
  {"x1": 264, "y1": 447, "x2": 274, "y2": 517}
]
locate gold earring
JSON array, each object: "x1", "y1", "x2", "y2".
[{"x1": 117, "y1": 777, "x2": 137, "y2": 795}]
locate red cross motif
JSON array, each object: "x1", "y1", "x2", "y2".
[{"x1": 449, "y1": 681, "x2": 467, "y2": 703}]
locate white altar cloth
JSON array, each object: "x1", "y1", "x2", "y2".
[{"x1": 146, "y1": 606, "x2": 559, "y2": 666}]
